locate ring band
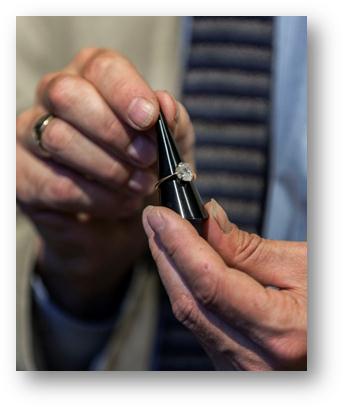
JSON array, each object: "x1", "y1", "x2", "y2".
[
  {"x1": 32, "y1": 113, "x2": 55, "y2": 155},
  {"x1": 155, "y1": 162, "x2": 196, "y2": 189}
]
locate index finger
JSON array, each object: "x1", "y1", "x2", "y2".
[
  {"x1": 81, "y1": 50, "x2": 159, "y2": 130},
  {"x1": 142, "y1": 205, "x2": 276, "y2": 334}
]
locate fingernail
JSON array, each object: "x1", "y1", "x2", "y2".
[
  {"x1": 209, "y1": 199, "x2": 233, "y2": 233},
  {"x1": 127, "y1": 135, "x2": 156, "y2": 166},
  {"x1": 128, "y1": 170, "x2": 156, "y2": 193},
  {"x1": 144, "y1": 206, "x2": 165, "y2": 233},
  {"x1": 128, "y1": 97, "x2": 155, "y2": 129}
]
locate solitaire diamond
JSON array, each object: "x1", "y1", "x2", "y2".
[{"x1": 175, "y1": 162, "x2": 194, "y2": 182}]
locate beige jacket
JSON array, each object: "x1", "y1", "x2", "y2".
[{"x1": 16, "y1": 16, "x2": 182, "y2": 370}]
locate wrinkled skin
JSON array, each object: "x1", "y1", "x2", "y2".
[
  {"x1": 143, "y1": 200, "x2": 307, "y2": 371},
  {"x1": 16, "y1": 48, "x2": 194, "y2": 319},
  {"x1": 17, "y1": 47, "x2": 307, "y2": 370}
]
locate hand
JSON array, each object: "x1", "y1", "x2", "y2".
[
  {"x1": 142, "y1": 199, "x2": 307, "y2": 370},
  {"x1": 16, "y1": 48, "x2": 195, "y2": 318}
]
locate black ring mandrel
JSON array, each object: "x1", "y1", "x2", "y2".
[{"x1": 155, "y1": 112, "x2": 208, "y2": 236}]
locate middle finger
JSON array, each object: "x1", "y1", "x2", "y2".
[
  {"x1": 39, "y1": 73, "x2": 156, "y2": 168},
  {"x1": 17, "y1": 144, "x2": 145, "y2": 220},
  {"x1": 23, "y1": 107, "x2": 156, "y2": 194}
]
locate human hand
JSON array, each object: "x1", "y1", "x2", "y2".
[
  {"x1": 142, "y1": 199, "x2": 307, "y2": 370},
  {"x1": 16, "y1": 48, "x2": 194, "y2": 318}
]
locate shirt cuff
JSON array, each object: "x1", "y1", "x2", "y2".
[{"x1": 31, "y1": 274, "x2": 117, "y2": 370}]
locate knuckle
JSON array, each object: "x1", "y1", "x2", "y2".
[
  {"x1": 250, "y1": 289, "x2": 272, "y2": 322},
  {"x1": 101, "y1": 160, "x2": 129, "y2": 186},
  {"x1": 75, "y1": 47, "x2": 101, "y2": 62},
  {"x1": 101, "y1": 118, "x2": 122, "y2": 146},
  {"x1": 233, "y1": 232, "x2": 264, "y2": 266},
  {"x1": 36, "y1": 72, "x2": 57, "y2": 99},
  {"x1": 82, "y1": 52, "x2": 108, "y2": 80},
  {"x1": 47, "y1": 176, "x2": 81, "y2": 203},
  {"x1": 193, "y1": 262, "x2": 220, "y2": 307},
  {"x1": 172, "y1": 296, "x2": 198, "y2": 329},
  {"x1": 82, "y1": 50, "x2": 128, "y2": 80},
  {"x1": 42, "y1": 119, "x2": 73, "y2": 153},
  {"x1": 46, "y1": 74, "x2": 78, "y2": 112}
]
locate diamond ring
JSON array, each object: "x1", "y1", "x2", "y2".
[{"x1": 155, "y1": 162, "x2": 196, "y2": 190}]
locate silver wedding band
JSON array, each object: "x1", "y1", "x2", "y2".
[{"x1": 32, "y1": 113, "x2": 55, "y2": 155}]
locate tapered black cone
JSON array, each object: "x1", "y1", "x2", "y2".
[{"x1": 155, "y1": 112, "x2": 208, "y2": 235}]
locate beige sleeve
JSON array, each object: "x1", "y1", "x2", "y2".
[
  {"x1": 16, "y1": 16, "x2": 181, "y2": 370},
  {"x1": 16, "y1": 16, "x2": 182, "y2": 113},
  {"x1": 16, "y1": 209, "x2": 40, "y2": 370}
]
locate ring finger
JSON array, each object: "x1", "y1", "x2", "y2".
[
  {"x1": 17, "y1": 144, "x2": 145, "y2": 220},
  {"x1": 20, "y1": 106, "x2": 157, "y2": 195},
  {"x1": 38, "y1": 73, "x2": 157, "y2": 168}
]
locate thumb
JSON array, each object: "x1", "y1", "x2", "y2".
[{"x1": 205, "y1": 199, "x2": 306, "y2": 289}]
